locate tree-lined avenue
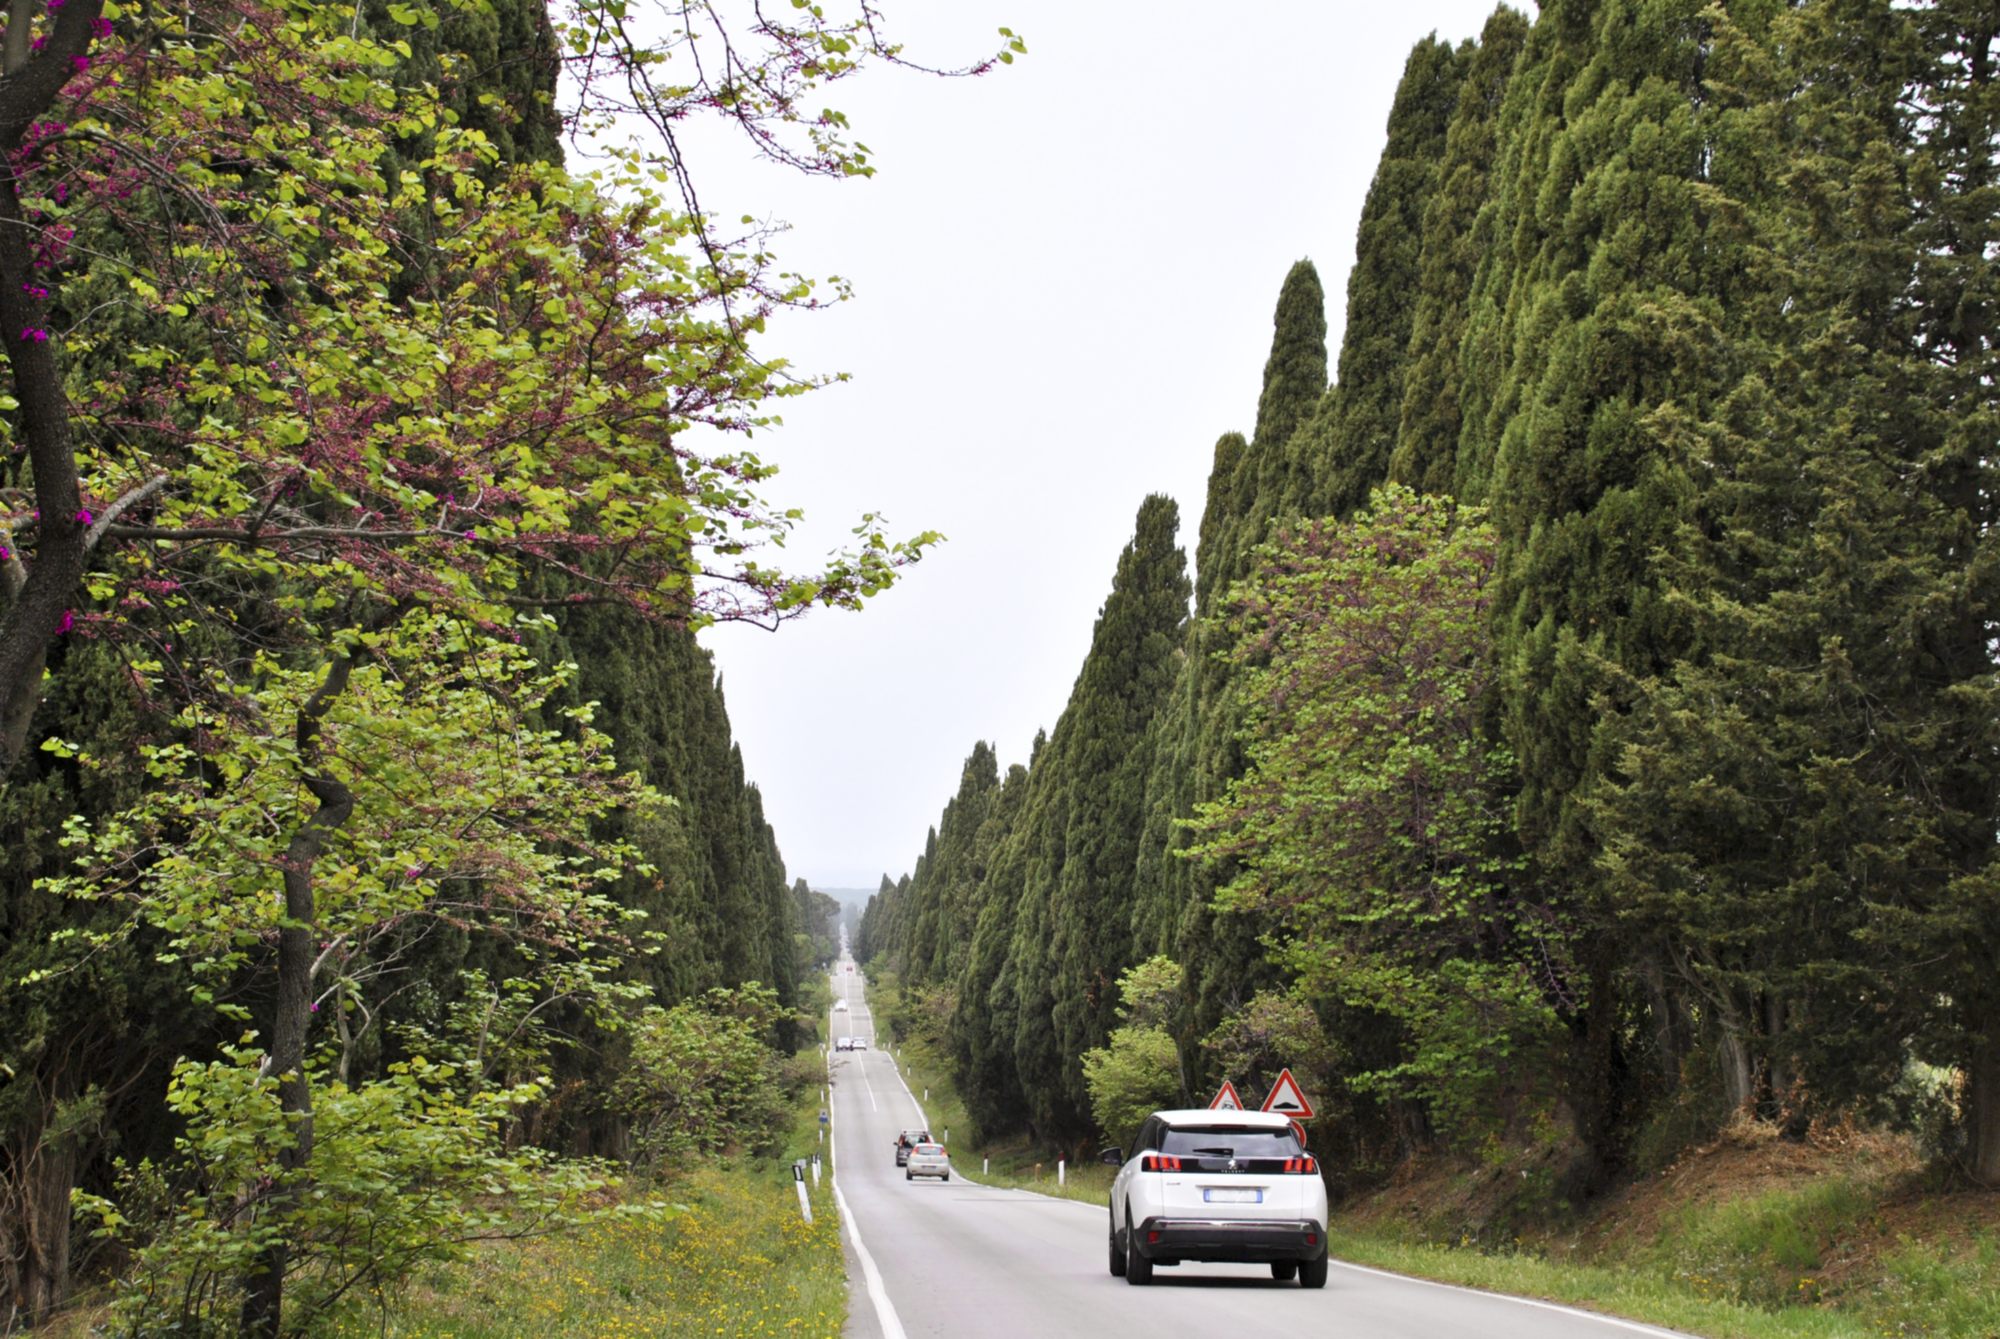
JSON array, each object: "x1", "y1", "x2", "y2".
[{"x1": 824, "y1": 960, "x2": 1689, "y2": 1339}]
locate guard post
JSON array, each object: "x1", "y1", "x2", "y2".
[{"x1": 792, "y1": 1160, "x2": 813, "y2": 1224}]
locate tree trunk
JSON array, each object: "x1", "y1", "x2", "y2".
[
  {"x1": 1569, "y1": 933, "x2": 1621, "y2": 1193},
  {"x1": 239, "y1": 656, "x2": 356, "y2": 1339},
  {"x1": 0, "y1": 0, "x2": 107, "y2": 780},
  {"x1": 0, "y1": 1065, "x2": 78, "y2": 1328},
  {"x1": 1967, "y1": 1010, "x2": 2000, "y2": 1188}
]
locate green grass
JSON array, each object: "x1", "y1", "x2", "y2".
[
  {"x1": 330, "y1": 1078, "x2": 848, "y2": 1339},
  {"x1": 344, "y1": 1165, "x2": 845, "y2": 1339},
  {"x1": 1322, "y1": 1232, "x2": 1879, "y2": 1339},
  {"x1": 1329, "y1": 1178, "x2": 2000, "y2": 1339}
]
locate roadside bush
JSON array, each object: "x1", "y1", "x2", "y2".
[
  {"x1": 1082, "y1": 959, "x2": 1189, "y2": 1150},
  {"x1": 78, "y1": 1045, "x2": 612, "y2": 1338},
  {"x1": 617, "y1": 985, "x2": 814, "y2": 1167},
  {"x1": 1083, "y1": 1028, "x2": 1182, "y2": 1153}
]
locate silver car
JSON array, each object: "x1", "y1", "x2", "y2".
[{"x1": 904, "y1": 1142, "x2": 951, "y2": 1181}]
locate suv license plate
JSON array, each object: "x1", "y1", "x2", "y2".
[{"x1": 1203, "y1": 1188, "x2": 1262, "y2": 1204}]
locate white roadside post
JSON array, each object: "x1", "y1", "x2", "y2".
[
  {"x1": 1058, "y1": 1158, "x2": 1066, "y2": 1187},
  {"x1": 793, "y1": 1161, "x2": 813, "y2": 1225},
  {"x1": 983, "y1": 1156, "x2": 989, "y2": 1175},
  {"x1": 812, "y1": 1153, "x2": 822, "y2": 1187}
]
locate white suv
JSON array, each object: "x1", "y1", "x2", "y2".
[{"x1": 1102, "y1": 1109, "x2": 1329, "y2": 1287}]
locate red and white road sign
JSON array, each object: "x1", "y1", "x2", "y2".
[
  {"x1": 1208, "y1": 1080, "x2": 1244, "y2": 1111},
  {"x1": 1260, "y1": 1068, "x2": 1315, "y2": 1120}
]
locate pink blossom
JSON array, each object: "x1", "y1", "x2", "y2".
[
  {"x1": 18, "y1": 328, "x2": 47, "y2": 343},
  {"x1": 71, "y1": 56, "x2": 88, "y2": 73},
  {"x1": 75, "y1": 508, "x2": 91, "y2": 525},
  {"x1": 56, "y1": 610, "x2": 73, "y2": 634}
]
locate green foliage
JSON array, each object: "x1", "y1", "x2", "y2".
[
  {"x1": 1199, "y1": 989, "x2": 1338, "y2": 1115},
  {"x1": 79, "y1": 1044, "x2": 617, "y2": 1338},
  {"x1": 1080, "y1": 1029, "x2": 1181, "y2": 1154},
  {"x1": 1113, "y1": 956, "x2": 1183, "y2": 1033},
  {"x1": 48, "y1": 618, "x2": 651, "y2": 1014},
  {"x1": 616, "y1": 986, "x2": 817, "y2": 1167},
  {"x1": 1303, "y1": 33, "x2": 1467, "y2": 520},
  {"x1": 1080, "y1": 957, "x2": 1188, "y2": 1149},
  {"x1": 1189, "y1": 487, "x2": 1555, "y2": 1133}
]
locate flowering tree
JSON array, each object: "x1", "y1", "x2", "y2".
[
  {"x1": 1187, "y1": 486, "x2": 1563, "y2": 1131},
  {"x1": 0, "y1": 0, "x2": 1022, "y2": 777}
]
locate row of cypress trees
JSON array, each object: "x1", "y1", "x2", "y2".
[
  {"x1": 860, "y1": 0, "x2": 2000, "y2": 1191},
  {"x1": 0, "y1": 3, "x2": 832, "y2": 1317}
]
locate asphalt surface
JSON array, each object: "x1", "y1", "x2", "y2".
[{"x1": 824, "y1": 958, "x2": 1691, "y2": 1339}]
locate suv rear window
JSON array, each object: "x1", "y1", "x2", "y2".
[{"x1": 1160, "y1": 1126, "x2": 1300, "y2": 1159}]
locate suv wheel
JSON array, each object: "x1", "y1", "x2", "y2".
[
  {"x1": 1124, "y1": 1213, "x2": 1153, "y2": 1286},
  {"x1": 1298, "y1": 1254, "x2": 1328, "y2": 1289},
  {"x1": 1108, "y1": 1214, "x2": 1127, "y2": 1277}
]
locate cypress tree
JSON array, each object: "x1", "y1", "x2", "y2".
[
  {"x1": 949, "y1": 759, "x2": 1034, "y2": 1137},
  {"x1": 1389, "y1": 7, "x2": 1531, "y2": 497},
  {"x1": 1301, "y1": 34, "x2": 1469, "y2": 521},
  {"x1": 1461, "y1": 0, "x2": 1787, "y2": 1177},
  {"x1": 1045, "y1": 496, "x2": 1193, "y2": 1123},
  {"x1": 1175, "y1": 268, "x2": 1330, "y2": 1065}
]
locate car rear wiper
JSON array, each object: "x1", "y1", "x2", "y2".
[{"x1": 1189, "y1": 1146, "x2": 1235, "y2": 1156}]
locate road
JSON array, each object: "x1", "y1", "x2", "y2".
[{"x1": 823, "y1": 958, "x2": 1687, "y2": 1339}]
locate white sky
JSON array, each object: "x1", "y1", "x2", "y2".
[{"x1": 685, "y1": 0, "x2": 1520, "y2": 889}]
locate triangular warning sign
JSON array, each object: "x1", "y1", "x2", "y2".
[
  {"x1": 1260, "y1": 1068, "x2": 1315, "y2": 1120},
  {"x1": 1208, "y1": 1080, "x2": 1244, "y2": 1111}
]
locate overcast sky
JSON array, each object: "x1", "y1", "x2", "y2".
[{"x1": 681, "y1": 0, "x2": 1518, "y2": 890}]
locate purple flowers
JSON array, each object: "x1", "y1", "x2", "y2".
[
  {"x1": 56, "y1": 610, "x2": 73, "y2": 634},
  {"x1": 71, "y1": 55, "x2": 89, "y2": 73},
  {"x1": 75, "y1": 508, "x2": 92, "y2": 525},
  {"x1": 18, "y1": 328, "x2": 47, "y2": 343},
  {"x1": 0, "y1": 546, "x2": 11, "y2": 562},
  {"x1": 22, "y1": 285, "x2": 47, "y2": 300},
  {"x1": 92, "y1": 17, "x2": 111, "y2": 37}
]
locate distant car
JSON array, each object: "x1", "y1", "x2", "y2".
[
  {"x1": 846, "y1": 965, "x2": 854, "y2": 972},
  {"x1": 851, "y1": 1037, "x2": 869, "y2": 1050},
  {"x1": 905, "y1": 1142, "x2": 950, "y2": 1182},
  {"x1": 833, "y1": 1000, "x2": 849, "y2": 1012},
  {"x1": 893, "y1": 1129, "x2": 932, "y2": 1167},
  {"x1": 835, "y1": 1037, "x2": 854, "y2": 1051},
  {"x1": 1104, "y1": 1109, "x2": 1329, "y2": 1288}
]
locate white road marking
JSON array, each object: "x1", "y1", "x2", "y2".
[{"x1": 1328, "y1": 1260, "x2": 1690, "y2": 1337}]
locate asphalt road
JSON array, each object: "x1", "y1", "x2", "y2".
[{"x1": 823, "y1": 959, "x2": 1689, "y2": 1339}]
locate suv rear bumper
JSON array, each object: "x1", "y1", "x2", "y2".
[{"x1": 1132, "y1": 1216, "x2": 1325, "y2": 1264}]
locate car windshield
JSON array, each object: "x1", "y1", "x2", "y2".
[{"x1": 1159, "y1": 1126, "x2": 1301, "y2": 1158}]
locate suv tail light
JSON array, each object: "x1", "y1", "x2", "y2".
[
  {"x1": 1281, "y1": 1156, "x2": 1318, "y2": 1173},
  {"x1": 1139, "y1": 1155, "x2": 1183, "y2": 1172}
]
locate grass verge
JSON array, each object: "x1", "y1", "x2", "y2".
[
  {"x1": 1323, "y1": 1232, "x2": 1877, "y2": 1339},
  {"x1": 350, "y1": 1073, "x2": 845, "y2": 1339}
]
